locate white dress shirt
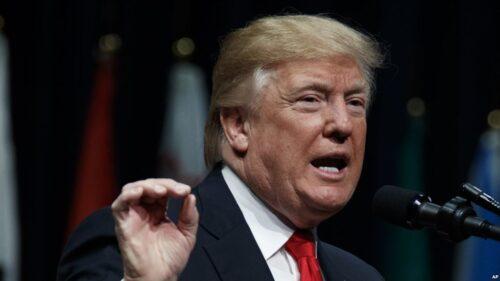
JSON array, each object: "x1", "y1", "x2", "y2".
[{"x1": 222, "y1": 165, "x2": 302, "y2": 281}]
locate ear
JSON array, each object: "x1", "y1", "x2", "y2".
[{"x1": 220, "y1": 107, "x2": 249, "y2": 154}]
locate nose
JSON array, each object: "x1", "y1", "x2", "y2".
[{"x1": 322, "y1": 101, "x2": 353, "y2": 143}]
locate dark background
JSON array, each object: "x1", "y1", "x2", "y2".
[{"x1": 1, "y1": 0, "x2": 499, "y2": 280}]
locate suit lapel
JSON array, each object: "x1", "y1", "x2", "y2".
[
  {"x1": 196, "y1": 166, "x2": 274, "y2": 281},
  {"x1": 318, "y1": 241, "x2": 350, "y2": 281},
  {"x1": 203, "y1": 224, "x2": 274, "y2": 281}
]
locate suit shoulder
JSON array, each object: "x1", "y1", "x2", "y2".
[
  {"x1": 57, "y1": 207, "x2": 123, "y2": 281},
  {"x1": 70, "y1": 207, "x2": 115, "y2": 240},
  {"x1": 319, "y1": 241, "x2": 384, "y2": 281}
]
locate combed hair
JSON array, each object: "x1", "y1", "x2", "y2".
[{"x1": 204, "y1": 14, "x2": 384, "y2": 168}]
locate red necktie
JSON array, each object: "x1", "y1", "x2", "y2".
[{"x1": 285, "y1": 231, "x2": 323, "y2": 281}]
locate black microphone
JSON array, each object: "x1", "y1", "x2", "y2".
[
  {"x1": 372, "y1": 185, "x2": 500, "y2": 242},
  {"x1": 461, "y1": 183, "x2": 500, "y2": 215}
]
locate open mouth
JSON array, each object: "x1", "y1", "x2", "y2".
[{"x1": 311, "y1": 156, "x2": 348, "y2": 173}]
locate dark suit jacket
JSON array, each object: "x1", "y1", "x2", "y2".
[{"x1": 57, "y1": 166, "x2": 384, "y2": 281}]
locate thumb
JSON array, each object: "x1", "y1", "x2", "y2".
[{"x1": 178, "y1": 194, "x2": 199, "y2": 238}]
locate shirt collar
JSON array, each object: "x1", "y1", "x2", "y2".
[{"x1": 221, "y1": 165, "x2": 295, "y2": 260}]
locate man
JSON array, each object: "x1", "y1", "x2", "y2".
[{"x1": 58, "y1": 14, "x2": 384, "y2": 281}]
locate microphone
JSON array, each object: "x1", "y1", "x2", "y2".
[
  {"x1": 461, "y1": 183, "x2": 500, "y2": 215},
  {"x1": 372, "y1": 185, "x2": 500, "y2": 242}
]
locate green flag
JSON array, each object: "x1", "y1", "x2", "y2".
[
  {"x1": 381, "y1": 102, "x2": 431, "y2": 281},
  {"x1": 0, "y1": 31, "x2": 20, "y2": 281}
]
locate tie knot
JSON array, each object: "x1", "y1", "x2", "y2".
[{"x1": 285, "y1": 230, "x2": 316, "y2": 260}]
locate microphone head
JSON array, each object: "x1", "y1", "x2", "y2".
[{"x1": 372, "y1": 185, "x2": 428, "y2": 229}]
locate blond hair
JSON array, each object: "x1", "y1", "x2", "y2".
[{"x1": 204, "y1": 14, "x2": 384, "y2": 168}]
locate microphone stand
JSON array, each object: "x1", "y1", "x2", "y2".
[{"x1": 424, "y1": 195, "x2": 500, "y2": 242}]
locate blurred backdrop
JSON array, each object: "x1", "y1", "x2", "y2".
[{"x1": 0, "y1": 0, "x2": 499, "y2": 280}]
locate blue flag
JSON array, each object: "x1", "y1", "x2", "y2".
[
  {"x1": 158, "y1": 62, "x2": 208, "y2": 185},
  {"x1": 453, "y1": 129, "x2": 500, "y2": 281}
]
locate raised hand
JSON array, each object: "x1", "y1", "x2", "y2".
[{"x1": 111, "y1": 179, "x2": 199, "y2": 281}]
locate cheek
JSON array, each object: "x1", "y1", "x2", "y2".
[
  {"x1": 354, "y1": 121, "x2": 367, "y2": 149},
  {"x1": 351, "y1": 121, "x2": 367, "y2": 178},
  {"x1": 249, "y1": 109, "x2": 326, "y2": 181},
  {"x1": 263, "y1": 117, "x2": 321, "y2": 155},
  {"x1": 282, "y1": 116, "x2": 324, "y2": 146}
]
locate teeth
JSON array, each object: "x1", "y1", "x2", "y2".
[{"x1": 318, "y1": 166, "x2": 340, "y2": 173}]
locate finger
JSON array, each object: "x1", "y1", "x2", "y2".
[
  {"x1": 139, "y1": 182, "x2": 168, "y2": 199},
  {"x1": 138, "y1": 181, "x2": 174, "y2": 206},
  {"x1": 147, "y1": 178, "x2": 191, "y2": 198},
  {"x1": 112, "y1": 179, "x2": 189, "y2": 215},
  {"x1": 122, "y1": 179, "x2": 190, "y2": 199},
  {"x1": 112, "y1": 185, "x2": 144, "y2": 213},
  {"x1": 177, "y1": 194, "x2": 199, "y2": 237},
  {"x1": 113, "y1": 182, "x2": 167, "y2": 212}
]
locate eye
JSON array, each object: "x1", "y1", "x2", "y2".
[
  {"x1": 301, "y1": 96, "x2": 320, "y2": 103},
  {"x1": 348, "y1": 99, "x2": 365, "y2": 107},
  {"x1": 294, "y1": 94, "x2": 323, "y2": 112},
  {"x1": 346, "y1": 97, "x2": 367, "y2": 114}
]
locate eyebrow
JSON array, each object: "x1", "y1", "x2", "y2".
[
  {"x1": 290, "y1": 81, "x2": 369, "y2": 97},
  {"x1": 345, "y1": 86, "x2": 368, "y2": 97},
  {"x1": 289, "y1": 82, "x2": 333, "y2": 96},
  {"x1": 346, "y1": 80, "x2": 369, "y2": 94}
]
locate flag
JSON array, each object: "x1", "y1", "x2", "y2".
[
  {"x1": 453, "y1": 129, "x2": 500, "y2": 281},
  {"x1": 158, "y1": 62, "x2": 207, "y2": 185},
  {"x1": 0, "y1": 32, "x2": 20, "y2": 281},
  {"x1": 381, "y1": 110, "x2": 431, "y2": 281},
  {"x1": 66, "y1": 54, "x2": 118, "y2": 235}
]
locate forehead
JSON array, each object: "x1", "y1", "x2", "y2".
[{"x1": 270, "y1": 56, "x2": 367, "y2": 92}]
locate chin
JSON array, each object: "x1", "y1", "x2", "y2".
[
  {"x1": 291, "y1": 216, "x2": 323, "y2": 229},
  {"x1": 304, "y1": 190, "x2": 351, "y2": 213},
  {"x1": 291, "y1": 214, "x2": 332, "y2": 229},
  {"x1": 290, "y1": 204, "x2": 343, "y2": 229}
]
